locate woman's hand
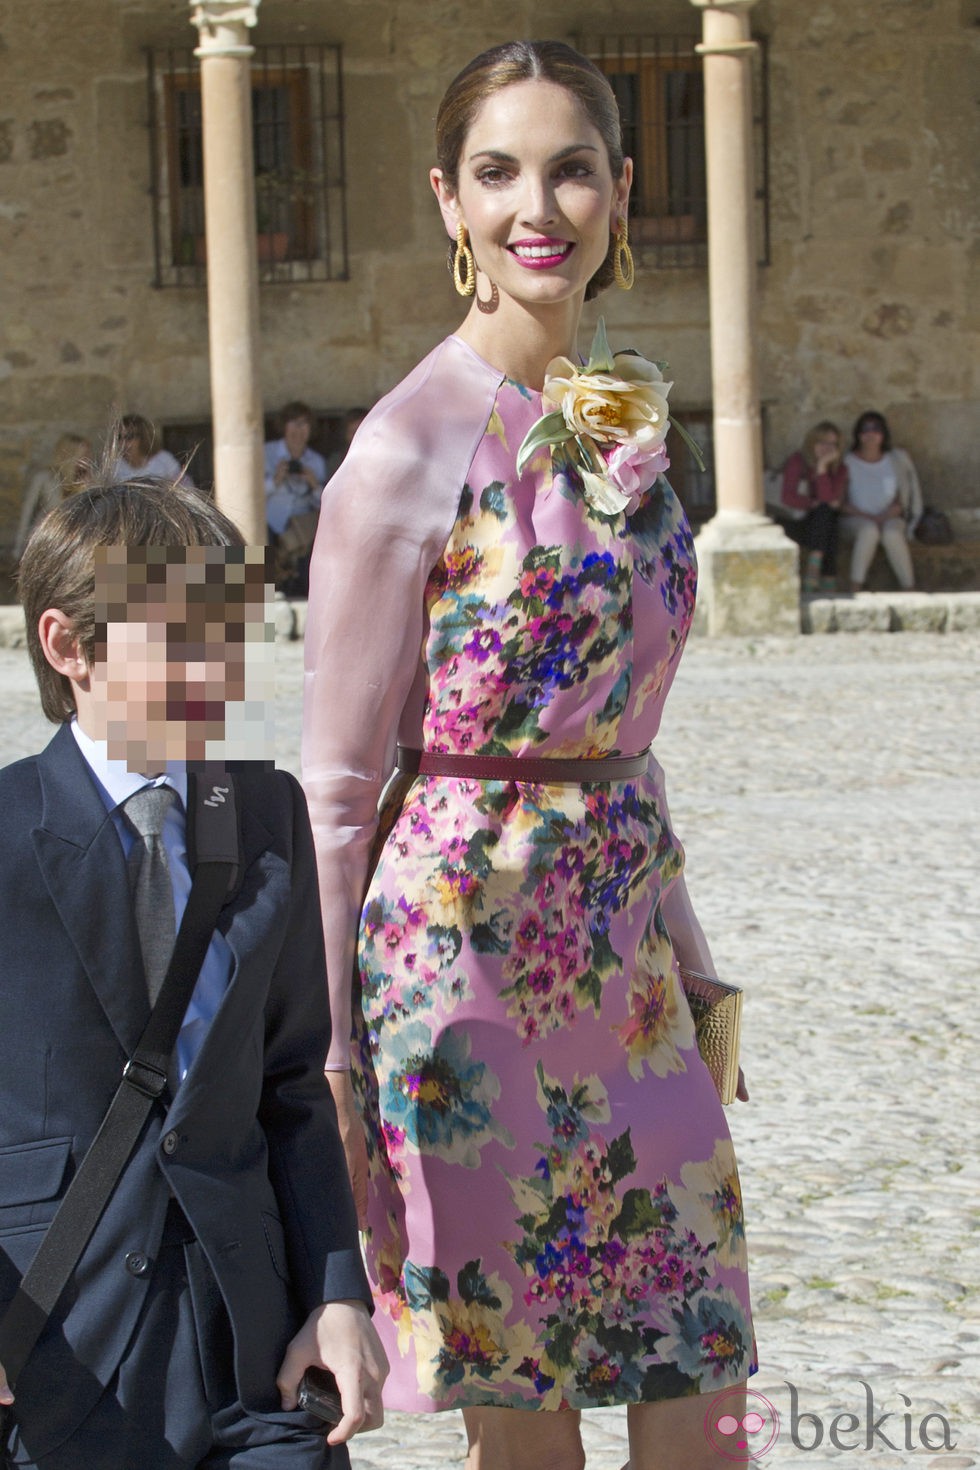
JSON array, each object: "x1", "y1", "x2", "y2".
[
  {"x1": 736, "y1": 1067, "x2": 750, "y2": 1103},
  {"x1": 326, "y1": 1069, "x2": 369, "y2": 1229}
]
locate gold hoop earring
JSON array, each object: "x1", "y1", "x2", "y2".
[
  {"x1": 453, "y1": 222, "x2": 476, "y2": 297},
  {"x1": 613, "y1": 219, "x2": 635, "y2": 291}
]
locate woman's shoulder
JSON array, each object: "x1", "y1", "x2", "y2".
[
  {"x1": 324, "y1": 337, "x2": 504, "y2": 534},
  {"x1": 359, "y1": 336, "x2": 503, "y2": 446}
]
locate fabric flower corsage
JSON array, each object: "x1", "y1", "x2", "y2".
[{"x1": 517, "y1": 319, "x2": 698, "y2": 516}]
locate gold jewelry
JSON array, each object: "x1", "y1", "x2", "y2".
[
  {"x1": 453, "y1": 222, "x2": 476, "y2": 297},
  {"x1": 613, "y1": 219, "x2": 635, "y2": 291}
]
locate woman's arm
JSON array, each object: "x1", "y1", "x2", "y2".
[
  {"x1": 302, "y1": 481, "x2": 434, "y2": 1070},
  {"x1": 813, "y1": 461, "x2": 847, "y2": 508},
  {"x1": 779, "y1": 452, "x2": 813, "y2": 512},
  {"x1": 894, "y1": 447, "x2": 924, "y2": 534},
  {"x1": 301, "y1": 338, "x2": 503, "y2": 1073}
]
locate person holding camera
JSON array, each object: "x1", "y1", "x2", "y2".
[{"x1": 264, "y1": 401, "x2": 327, "y2": 595}]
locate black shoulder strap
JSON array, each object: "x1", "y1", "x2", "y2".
[{"x1": 0, "y1": 776, "x2": 241, "y2": 1391}]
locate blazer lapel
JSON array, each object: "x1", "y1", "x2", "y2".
[{"x1": 32, "y1": 725, "x2": 150, "y2": 1055}]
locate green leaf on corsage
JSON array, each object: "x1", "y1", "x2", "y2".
[{"x1": 516, "y1": 409, "x2": 569, "y2": 476}]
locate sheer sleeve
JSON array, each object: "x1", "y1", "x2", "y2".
[{"x1": 302, "y1": 337, "x2": 503, "y2": 1067}]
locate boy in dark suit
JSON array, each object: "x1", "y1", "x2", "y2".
[{"x1": 0, "y1": 479, "x2": 386, "y2": 1468}]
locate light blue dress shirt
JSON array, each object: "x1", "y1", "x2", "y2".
[
  {"x1": 263, "y1": 438, "x2": 326, "y2": 536},
  {"x1": 70, "y1": 721, "x2": 233, "y2": 1085}
]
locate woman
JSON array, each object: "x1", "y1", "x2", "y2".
[
  {"x1": 303, "y1": 42, "x2": 754, "y2": 1470},
  {"x1": 780, "y1": 420, "x2": 846, "y2": 594},
  {"x1": 842, "y1": 410, "x2": 922, "y2": 592},
  {"x1": 14, "y1": 433, "x2": 91, "y2": 559},
  {"x1": 111, "y1": 413, "x2": 194, "y2": 488}
]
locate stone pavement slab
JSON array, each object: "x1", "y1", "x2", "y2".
[{"x1": 1, "y1": 632, "x2": 978, "y2": 1469}]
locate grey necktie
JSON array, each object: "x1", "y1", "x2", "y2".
[{"x1": 123, "y1": 785, "x2": 178, "y2": 1004}]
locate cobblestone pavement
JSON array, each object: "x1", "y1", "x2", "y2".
[{"x1": 2, "y1": 632, "x2": 978, "y2": 1469}]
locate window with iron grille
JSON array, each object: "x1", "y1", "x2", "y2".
[
  {"x1": 576, "y1": 34, "x2": 770, "y2": 269},
  {"x1": 147, "y1": 44, "x2": 348, "y2": 287}
]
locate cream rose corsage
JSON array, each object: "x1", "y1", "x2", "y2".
[{"x1": 517, "y1": 319, "x2": 701, "y2": 515}]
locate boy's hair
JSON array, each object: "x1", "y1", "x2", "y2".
[{"x1": 18, "y1": 477, "x2": 245, "y2": 723}]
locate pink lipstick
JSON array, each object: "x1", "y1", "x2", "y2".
[{"x1": 509, "y1": 237, "x2": 574, "y2": 270}]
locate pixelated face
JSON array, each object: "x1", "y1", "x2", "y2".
[{"x1": 89, "y1": 545, "x2": 274, "y2": 769}]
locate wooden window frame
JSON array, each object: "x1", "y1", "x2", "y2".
[
  {"x1": 578, "y1": 33, "x2": 770, "y2": 269},
  {"x1": 148, "y1": 45, "x2": 348, "y2": 288},
  {"x1": 600, "y1": 52, "x2": 706, "y2": 248}
]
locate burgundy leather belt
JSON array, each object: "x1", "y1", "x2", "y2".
[{"x1": 395, "y1": 747, "x2": 650, "y2": 784}]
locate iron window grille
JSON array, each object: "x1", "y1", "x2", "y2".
[
  {"x1": 576, "y1": 33, "x2": 770, "y2": 269},
  {"x1": 147, "y1": 43, "x2": 348, "y2": 287}
]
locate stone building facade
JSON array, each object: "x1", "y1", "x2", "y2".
[{"x1": 1, "y1": 0, "x2": 977, "y2": 550}]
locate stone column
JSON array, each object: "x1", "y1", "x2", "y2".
[
  {"x1": 190, "y1": 0, "x2": 265, "y2": 544},
  {"x1": 689, "y1": 0, "x2": 798, "y2": 635}
]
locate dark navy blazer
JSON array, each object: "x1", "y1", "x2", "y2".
[{"x1": 0, "y1": 723, "x2": 368, "y2": 1456}]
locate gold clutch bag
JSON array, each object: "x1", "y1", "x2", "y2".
[{"x1": 679, "y1": 967, "x2": 743, "y2": 1106}]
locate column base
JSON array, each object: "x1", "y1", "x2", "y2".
[{"x1": 692, "y1": 510, "x2": 800, "y2": 636}]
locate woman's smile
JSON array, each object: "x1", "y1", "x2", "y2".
[{"x1": 509, "y1": 237, "x2": 575, "y2": 268}]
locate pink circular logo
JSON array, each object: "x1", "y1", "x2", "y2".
[{"x1": 704, "y1": 1389, "x2": 780, "y2": 1461}]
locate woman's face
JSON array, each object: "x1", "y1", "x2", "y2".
[
  {"x1": 814, "y1": 431, "x2": 840, "y2": 458},
  {"x1": 432, "y1": 79, "x2": 631, "y2": 310},
  {"x1": 121, "y1": 428, "x2": 148, "y2": 467},
  {"x1": 858, "y1": 422, "x2": 886, "y2": 454}
]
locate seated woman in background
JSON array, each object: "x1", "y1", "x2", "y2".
[
  {"x1": 780, "y1": 420, "x2": 847, "y2": 595},
  {"x1": 111, "y1": 413, "x2": 195, "y2": 488},
  {"x1": 14, "y1": 432, "x2": 91, "y2": 559},
  {"x1": 842, "y1": 410, "x2": 923, "y2": 592}
]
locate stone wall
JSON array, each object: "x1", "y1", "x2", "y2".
[
  {"x1": 760, "y1": 0, "x2": 980, "y2": 512},
  {"x1": 0, "y1": 0, "x2": 977, "y2": 548}
]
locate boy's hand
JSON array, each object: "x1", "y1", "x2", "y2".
[
  {"x1": 277, "y1": 1300, "x2": 387, "y2": 1445},
  {"x1": 0, "y1": 1360, "x2": 12, "y2": 1406}
]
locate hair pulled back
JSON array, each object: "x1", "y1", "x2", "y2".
[{"x1": 436, "y1": 41, "x2": 627, "y2": 301}]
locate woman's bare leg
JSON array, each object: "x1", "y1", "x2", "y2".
[
  {"x1": 627, "y1": 1384, "x2": 748, "y2": 1470},
  {"x1": 462, "y1": 1405, "x2": 585, "y2": 1470}
]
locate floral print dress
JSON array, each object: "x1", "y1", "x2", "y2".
[{"x1": 304, "y1": 337, "x2": 754, "y2": 1414}]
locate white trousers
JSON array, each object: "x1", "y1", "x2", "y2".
[{"x1": 841, "y1": 516, "x2": 915, "y2": 590}]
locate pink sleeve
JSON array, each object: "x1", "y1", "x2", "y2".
[{"x1": 302, "y1": 338, "x2": 502, "y2": 1067}]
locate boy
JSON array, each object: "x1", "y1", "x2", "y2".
[{"x1": 0, "y1": 479, "x2": 386, "y2": 1469}]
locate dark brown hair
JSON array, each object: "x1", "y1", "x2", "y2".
[
  {"x1": 18, "y1": 477, "x2": 244, "y2": 723},
  {"x1": 279, "y1": 400, "x2": 313, "y2": 430},
  {"x1": 851, "y1": 411, "x2": 892, "y2": 453},
  {"x1": 436, "y1": 41, "x2": 627, "y2": 301}
]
